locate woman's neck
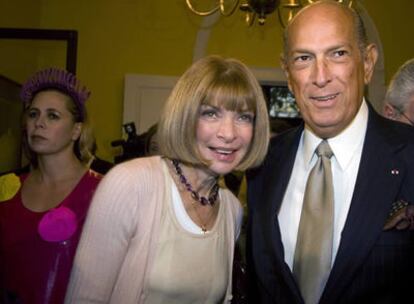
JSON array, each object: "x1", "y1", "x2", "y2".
[
  {"x1": 34, "y1": 153, "x2": 86, "y2": 184},
  {"x1": 177, "y1": 162, "x2": 218, "y2": 195}
]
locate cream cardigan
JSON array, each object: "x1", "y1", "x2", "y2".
[{"x1": 65, "y1": 156, "x2": 243, "y2": 303}]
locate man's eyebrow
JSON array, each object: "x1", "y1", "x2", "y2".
[
  {"x1": 327, "y1": 43, "x2": 352, "y2": 51},
  {"x1": 290, "y1": 43, "x2": 352, "y2": 54},
  {"x1": 290, "y1": 49, "x2": 311, "y2": 54}
]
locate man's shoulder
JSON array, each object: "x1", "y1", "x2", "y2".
[
  {"x1": 387, "y1": 119, "x2": 414, "y2": 141},
  {"x1": 247, "y1": 125, "x2": 302, "y2": 180},
  {"x1": 371, "y1": 112, "x2": 414, "y2": 146},
  {"x1": 268, "y1": 125, "x2": 303, "y2": 154}
]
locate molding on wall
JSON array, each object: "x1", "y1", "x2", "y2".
[
  {"x1": 0, "y1": 28, "x2": 78, "y2": 74},
  {"x1": 250, "y1": 67, "x2": 287, "y2": 84},
  {"x1": 193, "y1": 13, "x2": 220, "y2": 62},
  {"x1": 123, "y1": 74, "x2": 178, "y2": 133}
]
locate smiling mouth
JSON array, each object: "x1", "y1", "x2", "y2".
[
  {"x1": 210, "y1": 148, "x2": 236, "y2": 155},
  {"x1": 310, "y1": 93, "x2": 339, "y2": 102}
]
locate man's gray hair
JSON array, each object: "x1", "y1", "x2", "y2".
[{"x1": 385, "y1": 58, "x2": 414, "y2": 112}]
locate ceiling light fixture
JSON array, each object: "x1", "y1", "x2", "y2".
[{"x1": 186, "y1": 0, "x2": 354, "y2": 27}]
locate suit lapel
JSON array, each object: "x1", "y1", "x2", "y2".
[{"x1": 321, "y1": 108, "x2": 406, "y2": 303}]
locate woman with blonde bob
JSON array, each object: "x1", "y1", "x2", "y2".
[{"x1": 65, "y1": 55, "x2": 269, "y2": 304}]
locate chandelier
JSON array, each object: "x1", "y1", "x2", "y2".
[{"x1": 185, "y1": 0, "x2": 354, "y2": 27}]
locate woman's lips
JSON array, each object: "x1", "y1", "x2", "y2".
[
  {"x1": 30, "y1": 135, "x2": 47, "y2": 141},
  {"x1": 209, "y1": 147, "x2": 238, "y2": 162}
]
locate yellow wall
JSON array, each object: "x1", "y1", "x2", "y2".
[
  {"x1": 0, "y1": 0, "x2": 43, "y2": 82},
  {"x1": 1, "y1": 0, "x2": 414, "y2": 163},
  {"x1": 38, "y1": 1, "x2": 200, "y2": 162},
  {"x1": 362, "y1": 1, "x2": 414, "y2": 83}
]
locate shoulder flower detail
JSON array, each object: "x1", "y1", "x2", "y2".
[{"x1": 0, "y1": 173, "x2": 21, "y2": 202}]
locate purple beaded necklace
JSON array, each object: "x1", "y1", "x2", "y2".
[{"x1": 171, "y1": 159, "x2": 219, "y2": 206}]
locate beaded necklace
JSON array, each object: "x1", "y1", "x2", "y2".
[{"x1": 171, "y1": 159, "x2": 219, "y2": 206}]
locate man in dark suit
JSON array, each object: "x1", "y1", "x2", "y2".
[{"x1": 246, "y1": 1, "x2": 414, "y2": 303}]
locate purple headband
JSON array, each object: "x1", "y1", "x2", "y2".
[{"x1": 20, "y1": 68, "x2": 91, "y2": 121}]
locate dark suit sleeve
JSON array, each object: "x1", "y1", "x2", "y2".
[{"x1": 245, "y1": 165, "x2": 263, "y2": 302}]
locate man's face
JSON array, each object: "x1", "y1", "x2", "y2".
[
  {"x1": 394, "y1": 96, "x2": 414, "y2": 126},
  {"x1": 283, "y1": 3, "x2": 377, "y2": 138}
]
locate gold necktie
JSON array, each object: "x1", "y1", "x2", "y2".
[{"x1": 293, "y1": 140, "x2": 334, "y2": 304}]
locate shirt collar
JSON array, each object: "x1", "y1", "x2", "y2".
[{"x1": 302, "y1": 99, "x2": 368, "y2": 170}]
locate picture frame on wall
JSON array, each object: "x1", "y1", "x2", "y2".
[
  {"x1": 260, "y1": 82, "x2": 302, "y2": 135},
  {"x1": 0, "y1": 27, "x2": 79, "y2": 174},
  {"x1": 261, "y1": 83, "x2": 301, "y2": 119},
  {"x1": 0, "y1": 75, "x2": 23, "y2": 174}
]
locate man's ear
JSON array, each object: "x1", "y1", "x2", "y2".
[
  {"x1": 383, "y1": 103, "x2": 396, "y2": 119},
  {"x1": 363, "y1": 43, "x2": 378, "y2": 84}
]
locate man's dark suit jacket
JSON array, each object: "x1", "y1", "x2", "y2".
[{"x1": 246, "y1": 104, "x2": 414, "y2": 304}]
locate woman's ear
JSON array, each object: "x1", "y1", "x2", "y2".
[{"x1": 72, "y1": 122, "x2": 83, "y2": 141}]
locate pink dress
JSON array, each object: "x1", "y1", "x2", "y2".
[{"x1": 0, "y1": 170, "x2": 101, "y2": 304}]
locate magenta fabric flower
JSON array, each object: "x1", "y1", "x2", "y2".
[{"x1": 38, "y1": 206, "x2": 78, "y2": 242}]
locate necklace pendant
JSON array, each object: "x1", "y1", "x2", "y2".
[{"x1": 171, "y1": 159, "x2": 219, "y2": 206}]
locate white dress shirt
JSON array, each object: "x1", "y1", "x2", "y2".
[{"x1": 278, "y1": 100, "x2": 368, "y2": 270}]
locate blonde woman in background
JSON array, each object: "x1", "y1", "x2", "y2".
[{"x1": 0, "y1": 68, "x2": 102, "y2": 304}]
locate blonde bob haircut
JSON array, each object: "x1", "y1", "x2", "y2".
[{"x1": 157, "y1": 55, "x2": 269, "y2": 171}]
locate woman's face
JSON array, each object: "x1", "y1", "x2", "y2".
[
  {"x1": 196, "y1": 103, "x2": 254, "y2": 175},
  {"x1": 25, "y1": 90, "x2": 82, "y2": 157}
]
